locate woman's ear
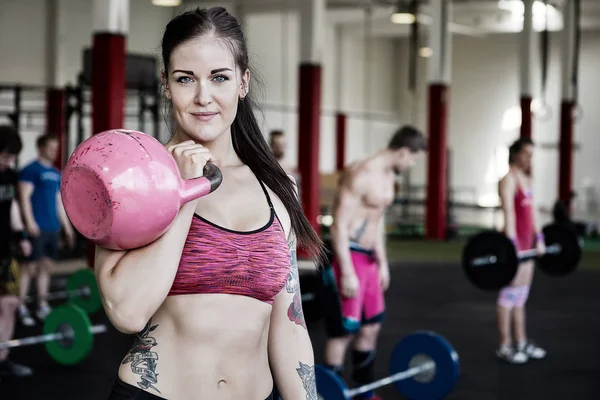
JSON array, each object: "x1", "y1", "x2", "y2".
[
  {"x1": 239, "y1": 69, "x2": 250, "y2": 100},
  {"x1": 161, "y1": 71, "x2": 171, "y2": 99}
]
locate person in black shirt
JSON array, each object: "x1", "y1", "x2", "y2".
[{"x1": 0, "y1": 125, "x2": 33, "y2": 379}]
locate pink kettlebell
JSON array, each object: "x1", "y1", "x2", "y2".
[{"x1": 60, "y1": 129, "x2": 222, "y2": 250}]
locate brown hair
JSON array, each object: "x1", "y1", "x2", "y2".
[{"x1": 388, "y1": 125, "x2": 427, "y2": 152}]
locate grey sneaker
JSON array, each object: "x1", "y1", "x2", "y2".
[
  {"x1": 36, "y1": 303, "x2": 52, "y2": 321},
  {"x1": 17, "y1": 305, "x2": 36, "y2": 327},
  {"x1": 496, "y1": 345, "x2": 529, "y2": 364},
  {"x1": 519, "y1": 340, "x2": 546, "y2": 360}
]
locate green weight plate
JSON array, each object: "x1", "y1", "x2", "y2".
[
  {"x1": 67, "y1": 268, "x2": 102, "y2": 314},
  {"x1": 539, "y1": 224, "x2": 583, "y2": 276},
  {"x1": 43, "y1": 304, "x2": 94, "y2": 366},
  {"x1": 462, "y1": 230, "x2": 518, "y2": 291}
]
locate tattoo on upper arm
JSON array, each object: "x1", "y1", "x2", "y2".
[
  {"x1": 122, "y1": 321, "x2": 161, "y2": 394},
  {"x1": 286, "y1": 234, "x2": 299, "y2": 294},
  {"x1": 296, "y1": 362, "x2": 318, "y2": 400},
  {"x1": 286, "y1": 234, "x2": 307, "y2": 329}
]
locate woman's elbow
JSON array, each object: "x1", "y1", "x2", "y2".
[{"x1": 104, "y1": 300, "x2": 149, "y2": 334}]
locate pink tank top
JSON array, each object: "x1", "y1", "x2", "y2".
[
  {"x1": 167, "y1": 180, "x2": 290, "y2": 305},
  {"x1": 513, "y1": 183, "x2": 535, "y2": 250}
]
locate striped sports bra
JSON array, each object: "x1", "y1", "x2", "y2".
[{"x1": 167, "y1": 179, "x2": 290, "y2": 305}]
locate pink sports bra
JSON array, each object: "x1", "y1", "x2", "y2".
[{"x1": 167, "y1": 180, "x2": 290, "y2": 305}]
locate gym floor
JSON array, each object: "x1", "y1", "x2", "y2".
[{"x1": 2, "y1": 240, "x2": 600, "y2": 400}]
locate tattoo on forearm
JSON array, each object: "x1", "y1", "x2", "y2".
[
  {"x1": 296, "y1": 362, "x2": 318, "y2": 400},
  {"x1": 287, "y1": 291, "x2": 307, "y2": 329},
  {"x1": 122, "y1": 321, "x2": 161, "y2": 394}
]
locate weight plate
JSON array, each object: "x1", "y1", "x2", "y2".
[
  {"x1": 540, "y1": 224, "x2": 582, "y2": 276},
  {"x1": 391, "y1": 331, "x2": 460, "y2": 400},
  {"x1": 67, "y1": 268, "x2": 102, "y2": 314},
  {"x1": 44, "y1": 304, "x2": 94, "y2": 366},
  {"x1": 462, "y1": 230, "x2": 518, "y2": 291},
  {"x1": 315, "y1": 365, "x2": 347, "y2": 400}
]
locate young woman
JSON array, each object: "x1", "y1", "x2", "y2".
[
  {"x1": 96, "y1": 7, "x2": 323, "y2": 400},
  {"x1": 496, "y1": 137, "x2": 547, "y2": 364}
]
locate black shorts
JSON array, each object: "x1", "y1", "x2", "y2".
[
  {"x1": 107, "y1": 376, "x2": 276, "y2": 400},
  {"x1": 0, "y1": 258, "x2": 20, "y2": 296},
  {"x1": 26, "y1": 231, "x2": 60, "y2": 262}
]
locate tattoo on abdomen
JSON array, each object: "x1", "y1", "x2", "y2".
[
  {"x1": 296, "y1": 362, "x2": 318, "y2": 400},
  {"x1": 350, "y1": 219, "x2": 368, "y2": 243},
  {"x1": 121, "y1": 321, "x2": 161, "y2": 394}
]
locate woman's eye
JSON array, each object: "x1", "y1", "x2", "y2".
[
  {"x1": 213, "y1": 75, "x2": 229, "y2": 83},
  {"x1": 176, "y1": 76, "x2": 194, "y2": 84}
]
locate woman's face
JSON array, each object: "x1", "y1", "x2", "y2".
[
  {"x1": 515, "y1": 144, "x2": 533, "y2": 172},
  {"x1": 164, "y1": 35, "x2": 249, "y2": 143}
]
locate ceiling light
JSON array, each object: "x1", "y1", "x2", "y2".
[
  {"x1": 391, "y1": 12, "x2": 416, "y2": 24},
  {"x1": 419, "y1": 47, "x2": 433, "y2": 57},
  {"x1": 391, "y1": 0, "x2": 417, "y2": 24},
  {"x1": 152, "y1": 0, "x2": 181, "y2": 6}
]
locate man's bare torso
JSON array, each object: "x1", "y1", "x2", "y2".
[{"x1": 334, "y1": 157, "x2": 396, "y2": 250}]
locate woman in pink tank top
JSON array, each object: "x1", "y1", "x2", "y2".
[
  {"x1": 93, "y1": 7, "x2": 324, "y2": 400},
  {"x1": 496, "y1": 137, "x2": 547, "y2": 365}
]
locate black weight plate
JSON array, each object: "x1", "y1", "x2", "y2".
[
  {"x1": 462, "y1": 230, "x2": 518, "y2": 291},
  {"x1": 539, "y1": 224, "x2": 583, "y2": 276}
]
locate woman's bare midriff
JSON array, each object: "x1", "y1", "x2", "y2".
[{"x1": 118, "y1": 294, "x2": 274, "y2": 400}]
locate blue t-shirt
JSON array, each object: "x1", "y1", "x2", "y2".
[{"x1": 19, "y1": 161, "x2": 61, "y2": 232}]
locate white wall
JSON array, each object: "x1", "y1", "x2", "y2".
[
  {"x1": 0, "y1": 1, "x2": 402, "y2": 174},
  {"x1": 3, "y1": 1, "x2": 597, "y2": 223},
  {"x1": 447, "y1": 31, "x2": 599, "y2": 214}
]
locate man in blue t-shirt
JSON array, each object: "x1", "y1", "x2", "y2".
[{"x1": 17, "y1": 134, "x2": 75, "y2": 326}]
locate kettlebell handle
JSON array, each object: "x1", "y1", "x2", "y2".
[
  {"x1": 202, "y1": 162, "x2": 223, "y2": 192},
  {"x1": 180, "y1": 162, "x2": 223, "y2": 204}
]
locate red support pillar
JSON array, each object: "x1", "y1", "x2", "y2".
[
  {"x1": 46, "y1": 88, "x2": 66, "y2": 170},
  {"x1": 425, "y1": 84, "x2": 448, "y2": 240},
  {"x1": 335, "y1": 112, "x2": 347, "y2": 171},
  {"x1": 92, "y1": 34, "x2": 126, "y2": 136},
  {"x1": 558, "y1": 0, "x2": 577, "y2": 214},
  {"x1": 559, "y1": 101, "x2": 574, "y2": 210},
  {"x1": 520, "y1": 96, "x2": 532, "y2": 138},
  {"x1": 88, "y1": 0, "x2": 128, "y2": 268},
  {"x1": 425, "y1": 0, "x2": 451, "y2": 240},
  {"x1": 298, "y1": 64, "x2": 322, "y2": 237},
  {"x1": 519, "y1": 0, "x2": 534, "y2": 139}
]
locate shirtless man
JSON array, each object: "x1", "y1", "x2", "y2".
[{"x1": 322, "y1": 125, "x2": 426, "y2": 400}]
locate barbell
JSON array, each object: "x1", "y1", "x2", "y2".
[
  {"x1": 316, "y1": 331, "x2": 460, "y2": 400},
  {"x1": 23, "y1": 268, "x2": 102, "y2": 314},
  {"x1": 462, "y1": 223, "x2": 583, "y2": 291},
  {"x1": 0, "y1": 303, "x2": 107, "y2": 365}
]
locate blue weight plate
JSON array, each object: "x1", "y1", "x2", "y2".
[
  {"x1": 315, "y1": 365, "x2": 347, "y2": 400},
  {"x1": 391, "y1": 331, "x2": 460, "y2": 400}
]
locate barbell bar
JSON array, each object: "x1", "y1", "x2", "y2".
[
  {"x1": 0, "y1": 324, "x2": 106, "y2": 350},
  {"x1": 22, "y1": 268, "x2": 102, "y2": 314},
  {"x1": 0, "y1": 303, "x2": 107, "y2": 365},
  {"x1": 470, "y1": 243, "x2": 561, "y2": 267}
]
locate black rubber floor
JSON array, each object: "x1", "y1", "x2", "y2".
[{"x1": 2, "y1": 261, "x2": 599, "y2": 399}]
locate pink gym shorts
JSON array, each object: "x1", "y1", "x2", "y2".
[{"x1": 331, "y1": 250, "x2": 385, "y2": 332}]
